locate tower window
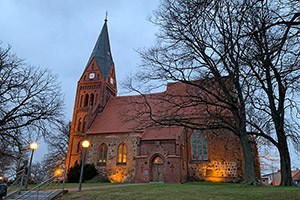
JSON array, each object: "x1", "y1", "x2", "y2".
[
  {"x1": 82, "y1": 116, "x2": 87, "y2": 132},
  {"x1": 90, "y1": 93, "x2": 95, "y2": 106},
  {"x1": 76, "y1": 141, "x2": 81, "y2": 153},
  {"x1": 77, "y1": 118, "x2": 82, "y2": 132},
  {"x1": 80, "y1": 95, "x2": 83, "y2": 107},
  {"x1": 191, "y1": 130, "x2": 208, "y2": 161},
  {"x1": 84, "y1": 94, "x2": 89, "y2": 107},
  {"x1": 117, "y1": 143, "x2": 127, "y2": 164}
]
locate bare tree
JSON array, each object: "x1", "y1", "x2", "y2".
[
  {"x1": 124, "y1": 0, "x2": 300, "y2": 185},
  {"x1": 0, "y1": 44, "x2": 64, "y2": 172},
  {"x1": 124, "y1": 0, "x2": 260, "y2": 185},
  {"x1": 240, "y1": 0, "x2": 300, "y2": 185}
]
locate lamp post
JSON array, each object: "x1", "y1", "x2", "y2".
[
  {"x1": 78, "y1": 140, "x2": 90, "y2": 192},
  {"x1": 24, "y1": 142, "x2": 38, "y2": 190}
]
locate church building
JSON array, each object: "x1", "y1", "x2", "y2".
[{"x1": 65, "y1": 19, "x2": 259, "y2": 183}]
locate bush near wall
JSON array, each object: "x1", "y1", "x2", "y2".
[{"x1": 67, "y1": 164, "x2": 98, "y2": 183}]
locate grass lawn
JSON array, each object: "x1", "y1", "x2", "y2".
[{"x1": 57, "y1": 182, "x2": 300, "y2": 200}]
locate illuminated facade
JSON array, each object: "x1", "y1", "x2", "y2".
[{"x1": 65, "y1": 20, "x2": 260, "y2": 183}]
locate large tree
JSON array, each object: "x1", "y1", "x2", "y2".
[
  {"x1": 241, "y1": 0, "x2": 300, "y2": 186},
  {"x1": 0, "y1": 44, "x2": 64, "y2": 173},
  {"x1": 124, "y1": 0, "x2": 300, "y2": 185}
]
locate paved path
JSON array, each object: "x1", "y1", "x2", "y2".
[{"x1": 66, "y1": 183, "x2": 147, "y2": 192}]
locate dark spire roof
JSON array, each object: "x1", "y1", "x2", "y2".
[{"x1": 86, "y1": 20, "x2": 114, "y2": 79}]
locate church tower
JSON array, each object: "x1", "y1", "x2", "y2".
[{"x1": 66, "y1": 19, "x2": 117, "y2": 169}]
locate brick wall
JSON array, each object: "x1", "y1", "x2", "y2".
[
  {"x1": 187, "y1": 129, "x2": 244, "y2": 182},
  {"x1": 86, "y1": 132, "x2": 140, "y2": 183}
]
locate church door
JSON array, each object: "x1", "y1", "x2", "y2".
[{"x1": 152, "y1": 156, "x2": 164, "y2": 182}]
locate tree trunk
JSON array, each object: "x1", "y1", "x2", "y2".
[
  {"x1": 278, "y1": 136, "x2": 293, "y2": 186},
  {"x1": 239, "y1": 131, "x2": 258, "y2": 185}
]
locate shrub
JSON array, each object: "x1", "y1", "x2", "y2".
[{"x1": 67, "y1": 163, "x2": 98, "y2": 183}]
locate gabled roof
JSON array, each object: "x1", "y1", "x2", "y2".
[
  {"x1": 86, "y1": 20, "x2": 114, "y2": 79},
  {"x1": 86, "y1": 80, "x2": 229, "y2": 135}
]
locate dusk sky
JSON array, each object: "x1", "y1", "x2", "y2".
[
  {"x1": 0, "y1": 0, "x2": 160, "y2": 161},
  {"x1": 0, "y1": 0, "x2": 298, "y2": 170}
]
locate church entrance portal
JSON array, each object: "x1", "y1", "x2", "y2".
[{"x1": 151, "y1": 156, "x2": 164, "y2": 182}]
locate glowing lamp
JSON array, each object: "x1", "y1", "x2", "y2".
[
  {"x1": 30, "y1": 142, "x2": 38, "y2": 150},
  {"x1": 82, "y1": 140, "x2": 90, "y2": 148},
  {"x1": 55, "y1": 169, "x2": 62, "y2": 176}
]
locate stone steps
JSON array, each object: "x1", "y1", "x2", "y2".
[{"x1": 5, "y1": 190, "x2": 63, "y2": 200}]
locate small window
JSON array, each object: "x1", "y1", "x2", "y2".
[
  {"x1": 191, "y1": 130, "x2": 208, "y2": 161},
  {"x1": 153, "y1": 156, "x2": 163, "y2": 164},
  {"x1": 77, "y1": 118, "x2": 82, "y2": 131},
  {"x1": 82, "y1": 116, "x2": 86, "y2": 132},
  {"x1": 76, "y1": 141, "x2": 81, "y2": 153},
  {"x1": 117, "y1": 143, "x2": 127, "y2": 164},
  {"x1": 84, "y1": 94, "x2": 89, "y2": 107},
  {"x1": 90, "y1": 93, "x2": 95, "y2": 106},
  {"x1": 80, "y1": 95, "x2": 83, "y2": 107},
  {"x1": 110, "y1": 77, "x2": 114, "y2": 85},
  {"x1": 98, "y1": 144, "x2": 108, "y2": 165}
]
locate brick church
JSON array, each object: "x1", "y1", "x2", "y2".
[{"x1": 66, "y1": 19, "x2": 259, "y2": 183}]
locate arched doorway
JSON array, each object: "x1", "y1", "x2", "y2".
[{"x1": 151, "y1": 156, "x2": 164, "y2": 182}]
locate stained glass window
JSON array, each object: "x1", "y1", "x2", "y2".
[{"x1": 153, "y1": 156, "x2": 163, "y2": 164}]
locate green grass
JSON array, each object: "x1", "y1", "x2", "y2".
[{"x1": 57, "y1": 182, "x2": 300, "y2": 200}]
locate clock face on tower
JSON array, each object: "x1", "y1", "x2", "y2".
[{"x1": 89, "y1": 72, "x2": 95, "y2": 80}]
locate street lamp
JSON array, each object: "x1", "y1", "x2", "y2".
[
  {"x1": 24, "y1": 142, "x2": 38, "y2": 190},
  {"x1": 78, "y1": 140, "x2": 90, "y2": 192},
  {"x1": 55, "y1": 169, "x2": 62, "y2": 176}
]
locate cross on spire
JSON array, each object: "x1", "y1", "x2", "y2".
[{"x1": 105, "y1": 11, "x2": 108, "y2": 22}]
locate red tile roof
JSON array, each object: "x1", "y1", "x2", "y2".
[
  {"x1": 86, "y1": 80, "x2": 230, "y2": 135},
  {"x1": 292, "y1": 170, "x2": 300, "y2": 181}
]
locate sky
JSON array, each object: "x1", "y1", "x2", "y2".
[
  {"x1": 0, "y1": 0, "x2": 299, "y2": 171},
  {"x1": 0, "y1": 0, "x2": 160, "y2": 162}
]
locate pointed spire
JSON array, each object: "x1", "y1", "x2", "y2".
[{"x1": 86, "y1": 18, "x2": 114, "y2": 79}]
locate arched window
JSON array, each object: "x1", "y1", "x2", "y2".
[
  {"x1": 90, "y1": 93, "x2": 95, "y2": 106},
  {"x1": 84, "y1": 94, "x2": 89, "y2": 107},
  {"x1": 153, "y1": 156, "x2": 163, "y2": 164},
  {"x1": 80, "y1": 95, "x2": 83, "y2": 107},
  {"x1": 77, "y1": 118, "x2": 82, "y2": 131},
  {"x1": 76, "y1": 141, "x2": 81, "y2": 153},
  {"x1": 191, "y1": 130, "x2": 208, "y2": 161},
  {"x1": 82, "y1": 116, "x2": 86, "y2": 132},
  {"x1": 98, "y1": 144, "x2": 108, "y2": 165},
  {"x1": 117, "y1": 143, "x2": 127, "y2": 164}
]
